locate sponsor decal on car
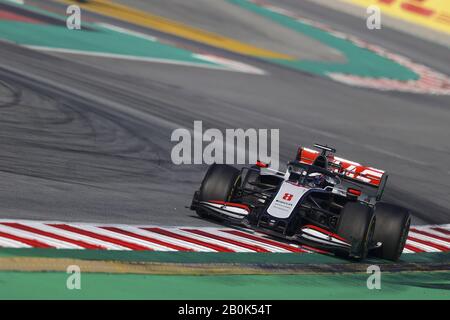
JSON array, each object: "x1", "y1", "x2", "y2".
[{"x1": 267, "y1": 183, "x2": 309, "y2": 219}]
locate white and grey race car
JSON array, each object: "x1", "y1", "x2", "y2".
[{"x1": 190, "y1": 144, "x2": 411, "y2": 261}]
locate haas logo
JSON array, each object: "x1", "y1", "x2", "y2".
[{"x1": 282, "y1": 193, "x2": 294, "y2": 201}]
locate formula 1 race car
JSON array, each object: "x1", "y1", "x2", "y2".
[{"x1": 190, "y1": 144, "x2": 411, "y2": 261}]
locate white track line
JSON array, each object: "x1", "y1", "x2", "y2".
[
  {"x1": 5, "y1": 0, "x2": 24, "y2": 5},
  {"x1": 96, "y1": 23, "x2": 266, "y2": 75},
  {"x1": 23, "y1": 46, "x2": 257, "y2": 73},
  {"x1": 193, "y1": 54, "x2": 267, "y2": 75},
  {"x1": 97, "y1": 23, "x2": 157, "y2": 41}
]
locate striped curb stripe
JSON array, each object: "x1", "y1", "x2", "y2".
[{"x1": 0, "y1": 219, "x2": 449, "y2": 254}]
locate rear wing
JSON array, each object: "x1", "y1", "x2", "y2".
[{"x1": 296, "y1": 147, "x2": 388, "y2": 201}]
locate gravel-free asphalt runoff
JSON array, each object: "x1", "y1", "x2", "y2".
[{"x1": 0, "y1": 0, "x2": 449, "y2": 227}]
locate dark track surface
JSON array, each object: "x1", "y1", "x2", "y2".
[{"x1": 0, "y1": 0, "x2": 449, "y2": 226}]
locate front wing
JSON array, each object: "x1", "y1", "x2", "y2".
[{"x1": 192, "y1": 200, "x2": 380, "y2": 257}]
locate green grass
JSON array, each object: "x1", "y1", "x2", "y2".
[{"x1": 0, "y1": 271, "x2": 448, "y2": 299}]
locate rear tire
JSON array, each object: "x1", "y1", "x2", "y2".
[
  {"x1": 196, "y1": 164, "x2": 240, "y2": 219},
  {"x1": 372, "y1": 203, "x2": 411, "y2": 261},
  {"x1": 337, "y1": 202, "x2": 375, "y2": 260}
]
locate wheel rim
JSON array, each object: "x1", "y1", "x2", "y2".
[
  {"x1": 227, "y1": 175, "x2": 241, "y2": 202},
  {"x1": 397, "y1": 216, "x2": 411, "y2": 258},
  {"x1": 362, "y1": 215, "x2": 376, "y2": 258}
]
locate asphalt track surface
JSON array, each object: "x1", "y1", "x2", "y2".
[
  {"x1": 0, "y1": 0, "x2": 449, "y2": 227},
  {"x1": 112, "y1": 0, "x2": 346, "y2": 61}
]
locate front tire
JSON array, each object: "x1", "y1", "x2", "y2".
[
  {"x1": 372, "y1": 203, "x2": 411, "y2": 261},
  {"x1": 337, "y1": 202, "x2": 375, "y2": 260},
  {"x1": 196, "y1": 164, "x2": 240, "y2": 219}
]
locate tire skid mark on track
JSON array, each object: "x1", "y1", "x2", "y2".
[{"x1": 0, "y1": 219, "x2": 449, "y2": 254}]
